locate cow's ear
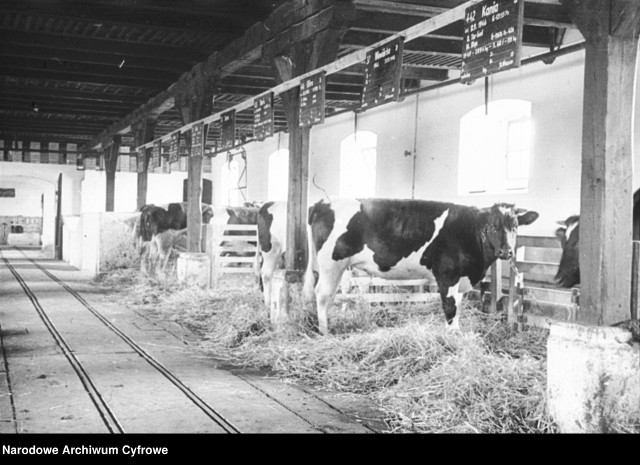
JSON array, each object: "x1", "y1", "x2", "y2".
[{"x1": 516, "y1": 210, "x2": 539, "y2": 226}]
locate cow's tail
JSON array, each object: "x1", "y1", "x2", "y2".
[{"x1": 254, "y1": 237, "x2": 264, "y2": 291}]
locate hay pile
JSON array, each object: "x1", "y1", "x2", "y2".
[{"x1": 97, "y1": 270, "x2": 560, "y2": 433}]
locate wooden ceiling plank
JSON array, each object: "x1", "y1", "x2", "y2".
[
  {"x1": 0, "y1": 29, "x2": 207, "y2": 62},
  {"x1": 0, "y1": 43, "x2": 197, "y2": 72},
  {"x1": 0, "y1": 1, "x2": 257, "y2": 34},
  {"x1": 0, "y1": 67, "x2": 171, "y2": 90},
  {"x1": 0, "y1": 85, "x2": 148, "y2": 105},
  {"x1": 84, "y1": 0, "x2": 352, "y2": 150},
  {"x1": 1, "y1": 56, "x2": 181, "y2": 82},
  {"x1": 353, "y1": 0, "x2": 573, "y2": 28}
]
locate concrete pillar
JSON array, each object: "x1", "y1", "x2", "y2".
[{"x1": 547, "y1": 321, "x2": 640, "y2": 432}]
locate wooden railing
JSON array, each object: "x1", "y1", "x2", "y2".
[{"x1": 203, "y1": 223, "x2": 258, "y2": 286}]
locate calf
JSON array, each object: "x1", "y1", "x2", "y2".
[
  {"x1": 303, "y1": 198, "x2": 539, "y2": 335},
  {"x1": 134, "y1": 202, "x2": 214, "y2": 275}
]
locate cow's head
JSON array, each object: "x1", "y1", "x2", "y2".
[
  {"x1": 554, "y1": 215, "x2": 580, "y2": 287},
  {"x1": 484, "y1": 203, "x2": 539, "y2": 260},
  {"x1": 202, "y1": 204, "x2": 214, "y2": 224},
  {"x1": 555, "y1": 215, "x2": 579, "y2": 249}
]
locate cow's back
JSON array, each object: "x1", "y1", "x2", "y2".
[{"x1": 308, "y1": 198, "x2": 453, "y2": 279}]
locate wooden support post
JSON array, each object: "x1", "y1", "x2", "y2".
[
  {"x1": 104, "y1": 135, "x2": 121, "y2": 212},
  {"x1": 561, "y1": 0, "x2": 640, "y2": 326},
  {"x1": 132, "y1": 117, "x2": 158, "y2": 210},
  {"x1": 489, "y1": 259, "x2": 502, "y2": 313},
  {"x1": 632, "y1": 241, "x2": 640, "y2": 320},
  {"x1": 269, "y1": 1, "x2": 354, "y2": 272},
  {"x1": 266, "y1": 1, "x2": 354, "y2": 329},
  {"x1": 507, "y1": 257, "x2": 525, "y2": 331},
  {"x1": 176, "y1": 81, "x2": 214, "y2": 254}
]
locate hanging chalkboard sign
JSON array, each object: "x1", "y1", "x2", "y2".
[
  {"x1": 150, "y1": 140, "x2": 161, "y2": 169},
  {"x1": 168, "y1": 132, "x2": 180, "y2": 164},
  {"x1": 190, "y1": 122, "x2": 205, "y2": 157},
  {"x1": 299, "y1": 72, "x2": 325, "y2": 127},
  {"x1": 162, "y1": 154, "x2": 171, "y2": 174},
  {"x1": 460, "y1": 0, "x2": 524, "y2": 84},
  {"x1": 41, "y1": 143, "x2": 49, "y2": 164},
  {"x1": 219, "y1": 110, "x2": 236, "y2": 152},
  {"x1": 361, "y1": 36, "x2": 404, "y2": 112},
  {"x1": 84, "y1": 156, "x2": 96, "y2": 170},
  {"x1": 254, "y1": 92, "x2": 274, "y2": 140},
  {"x1": 128, "y1": 152, "x2": 136, "y2": 172}
]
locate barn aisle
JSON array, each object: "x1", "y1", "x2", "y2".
[{"x1": 0, "y1": 247, "x2": 377, "y2": 434}]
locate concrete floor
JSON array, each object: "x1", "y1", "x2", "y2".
[{"x1": 0, "y1": 248, "x2": 385, "y2": 435}]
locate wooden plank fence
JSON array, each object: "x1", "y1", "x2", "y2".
[
  {"x1": 204, "y1": 223, "x2": 258, "y2": 286},
  {"x1": 501, "y1": 236, "x2": 640, "y2": 331},
  {"x1": 336, "y1": 273, "x2": 439, "y2": 305}
]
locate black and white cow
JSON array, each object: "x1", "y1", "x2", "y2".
[
  {"x1": 554, "y1": 215, "x2": 581, "y2": 288},
  {"x1": 256, "y1": 201, "x2": 287, "y2": 306},
  {"x1": 134, "y1": 202, "x2": 215, "y2": 274},
  {"x1": 303, "y1": 198, "x2": 539, "y2": 335},
  {"x1": 554, "y1": 189, "x2": 640, "y2": 288},
  {"x1": 554, "y1": 208, "x2": 640, "y2": 288}
]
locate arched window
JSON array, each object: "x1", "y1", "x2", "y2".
[
  {"x1": 268, "y1": 149, "x2": 289, "y2": 201},
  {"x1": 340, "y1": 131, "x2": 377, "y2": 198},
  {"x1": 219, "y1": 153, "x2": 246, "y2": 206},
  {"x1": 458, "y1": 99, "x2": 532, "y2": 195}
]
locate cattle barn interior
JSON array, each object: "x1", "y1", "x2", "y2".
[{"x1": 0, "y1": 0, "x2": 639, "y2": 434}]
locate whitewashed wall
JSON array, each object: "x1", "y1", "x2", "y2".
[
  {"x1": 0, "y1": 162, "x2": 83, "y2": 254},
  {"x1": 240, "y1": 49, "x2": 639, "y2": 237},
  {"x1": 80, "y1": 170, "x2": 188, "y2": 213}
]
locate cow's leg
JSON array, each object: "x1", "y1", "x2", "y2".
[
  {"x1": 147, "y1": 239, "x2": 159, "y2": 278},
  {"x1": 302, "y1": 260, "x2": 317, "y2": 305},
  {"x1": 260, "y1": 248, "x2": 281, "y2": 307},
  {"x1": 314, "y1": 261, "x2": 349, "y2": 335},
  {"x1": 439, "y1": 277, "x2": 471, "y2": 331},
  {"x1": 140, "y1": 242, "x2": 150, "y2": 275},
  {"x1": 254, "y1": 247, "x2": 264, "y2": 291}
]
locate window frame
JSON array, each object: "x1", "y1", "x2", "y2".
[
  {"x1": 339, "y1": 131, "x2": 378, "y2": 198},
  {"x1": 457, "y1": 99, "x2": 533, "y2": 196}
]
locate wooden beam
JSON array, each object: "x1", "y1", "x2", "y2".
[
  {"x1": 175, "y1": 80, "x2": 214, "y2": 254},
  {"x1": 0, "y1": 83, "x2": 149, "y2": 105},
  {"x1": 0, "y1": 131, "x2": 88, "y2": 144},
  {"x1": 268, "y1": 2, "x2": 354, "y2": 333},
  {"x1": 2, "y1": 57, "x2": 181, "y2": 83},
  {"x1": 1, "y1": 29, "x2": 207, "y2": 63},
  {"x1": 560, "y1": 0, "x2": 640, "y2": 325},
  {"x1": 401, "y1": 66, "x2": 449, "y2": 81},
  {"x1": 84, "y1": 0, "x2": 363, "y2": 152},
  {"x1": 343, "y1": 30, "x2": 462, "y2": 55},
  {"x1": 131, "y1": 117, "x2": 158, "y2": 210},
  {"x1": 139, "y1": 0, "x2": 487, "y2": 150},
  {"x1": 105, "y1": 135, "x2": 122, "y2": 212},
  {"x1": 84, "y1": 89, "x2": 175, "y2": 151},
  {"x1": 0, "y1": 66, "x2": 171, "y2": 90},
  {"x1": 0, "y1": 43, "x2": 197, "y2": 73},
  {"x1": 2, "y1": 0, "x2": 269, "y2": 33},
  {"x1": 353, "y1": 0, "x2": 574, "y2": 29}
]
